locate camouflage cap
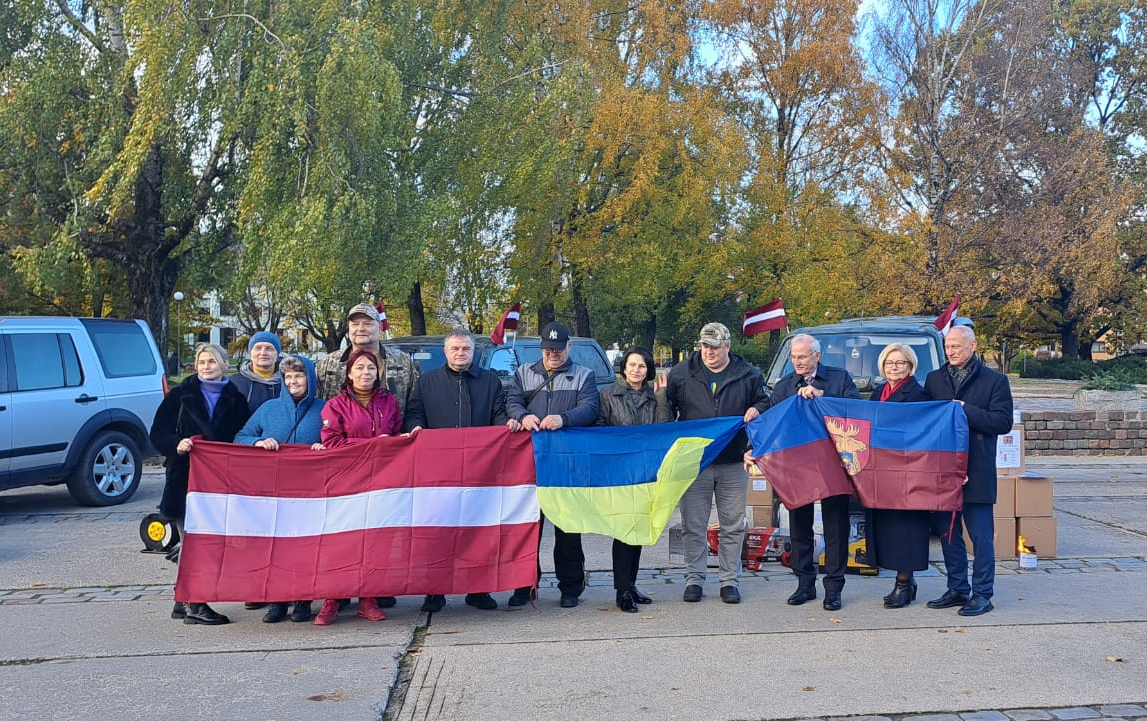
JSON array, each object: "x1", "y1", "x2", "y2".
[
  {"x1": 698, "y1": 322, "x2": 731, "y2": 347},
  {"x1": 346, "y1": 303, "x2": 380, "y2": 322}
]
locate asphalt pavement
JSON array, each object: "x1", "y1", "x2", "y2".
[{"x1": 2, "y1": 455, "x2": 1146, "y2": 721}]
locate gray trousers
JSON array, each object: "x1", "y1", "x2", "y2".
[{"x1": 679, "y1": 462, "x2": 748, "y2": 587}]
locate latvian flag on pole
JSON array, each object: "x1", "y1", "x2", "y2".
[
  {"x1": 489, "y1": 301, "x2": 521, "y2": 345},
  {"x1": 742, "y1": 298, "x2": 787, "y2": 337},
  {"x1": 375, "y1": 302, "x2": 390, "y2": 337},
  {"x1": 174, "y1": 427, "x2": 540, "y2": 603},
  {"x1": 933, "y1": 294, "x2": 961, "y2": 336}
]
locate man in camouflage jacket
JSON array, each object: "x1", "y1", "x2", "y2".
[{"x1": 315, "y1": 303, "x2": 418, "y2": 415}]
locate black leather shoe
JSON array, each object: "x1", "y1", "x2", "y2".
[
  {"x1": 263, "y1": 603, "x2": 288, "y2": 623},
  {"x1": 375, "y1": 596, "x2": 397, "y2": 608},
  {"x1": 184, "y1": 603, "x2": 230, "y2": 625},
  {"x1": 243, "y1": 602, "x2": 267, "y2": 610},
  {"x1": 720, "y1": 586, "x2": 741, "y2": 604},
  {"x1": 629, "y1": 587, "x2": 653, "y2": 604},
  {"x1": 926, "y1": 589, "x2": 971, "y2": 609},
  {"x1": 290, "y1": 601, "x2": 312, "y2": 622},
  {"x1": 787, "y1": 587, "x2": 817, "y2": 605},
  {"x1": 465, "y1": 593, "x2": 498, "y2": 610},
  {"x1": 559, "y1": 594, "x2": 579, "y2": 608},
  {"x1": 421, "y1": 594, "x2": 446, "y2": 613},
  {"x1": 884, "y1": 579, "x2": 917, "y2": 609},
  {"x1": 957, "y1": 594, "x2": 994, "y2": 616},
  {"x1": 616, "y1": 590, "x2": 639, "y2": 613},
  {"x1": 507, "y1": 587, "x2": 535, "y2": 607},
  {"x1": 823, "y1": 591, "x2": 842, "y2": 611},
  {"x1": 171, "y1": 602, "x2": 187, "y2": 620},
  {"x1": 682, "y1": 584, "x2": 703, "y2": 602}
]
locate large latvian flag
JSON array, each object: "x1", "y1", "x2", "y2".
[
  {"x1": 747, "y1": 396, "x2": 968, "y2": 512},
  {"x1": 530, "y1": 417, "x2": 744, "y2": 545},
  {"x1": 175, "y1": 427, "x2": 539, "y2": 603}
]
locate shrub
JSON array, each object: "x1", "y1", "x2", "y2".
[
  {"x1": 1081, "y1": 368, "x2": 1137, "y2": 391},
  {"x1": 1015, "y1": 354, "x2": 1147, "y2": 383}
]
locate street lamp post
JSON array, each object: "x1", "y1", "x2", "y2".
[{"x1": 173, "y1": 291, "x2": 185, "y2": 372}]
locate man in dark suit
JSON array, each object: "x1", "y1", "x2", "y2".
[
  {"x1": 768, "y1": 333, "x2": 861, "y2": 611},
  {"x1": 405, "y1": 327, "x2": 509, "y2": 613},
  {"x1": 925, "y1": 325, "x2": 1013, "y2": 616}
]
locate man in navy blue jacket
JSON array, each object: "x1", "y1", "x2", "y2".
[
  {"x1": 405, "y1": 328, "x2": 509, "y2": 613},
  {"x1": 925, "y1": 325, "x2": 1013, "y2": 616},
  {"x1": 505, "y1": 321, "x2": 600, "y2": 608},
  {"x1": 769, "y1": 333, "x2": 861, "y2": 611}
]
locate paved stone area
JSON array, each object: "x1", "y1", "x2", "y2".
[{"x1": 797, "y1": 706, "x2": 1147, "y2": 721}]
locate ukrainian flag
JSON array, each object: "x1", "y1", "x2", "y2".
[{"x1": 530, "y1": 417, "x2": 745, "y2": 545}]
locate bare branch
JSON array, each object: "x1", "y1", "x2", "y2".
[
  {"x1": 51, "y1": 0, "x2": 103, "y2": 51},
  {"x1": 199, "y1": 13, "x2": 287, "y2": 51}
]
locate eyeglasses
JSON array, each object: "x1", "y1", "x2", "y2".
[
  {"x1": 790, "y1": 354, "x2": 816, "y2": 362},
  {"x1": 883, "y1": 360, "x2": 911, "y2": 368},
  {"x1": 541, "y1": 348, "x2": 566, "y2": 355}
]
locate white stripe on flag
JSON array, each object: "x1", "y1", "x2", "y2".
[
  {"x1": 745, "y1": 308, "x2": 785, "y2": 325},
  {"x1": 185, "y1": 485, "x2": 540, "y2": 537}
]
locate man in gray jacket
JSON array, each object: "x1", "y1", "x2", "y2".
[{"x1": 505, "y1": 321, "x2": 600, "y2": 608}]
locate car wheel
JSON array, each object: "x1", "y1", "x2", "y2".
[{"x1": 66, "y1": 430, "x2": 142, "y2": 506}]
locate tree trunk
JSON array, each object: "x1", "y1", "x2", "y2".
[
  {"x1": 1060, "y1": 321, "x2": 1081, "y2": 360},
  {"x1": 407, "y1": 281, "x2": 426, "y2": 335},
  {"x1": 571, "y1": 271, "x2": 591, "y2": 337},
  {"x1": 642, "y1": 313, "x2": 656, "y2": 351},
  {"x1": 536, "y1": 302, "x2": 555, "y2": 333}
]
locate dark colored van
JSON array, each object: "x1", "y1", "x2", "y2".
[{"x1": 381, "y1": 334, "x2": 616, "y2": 392}]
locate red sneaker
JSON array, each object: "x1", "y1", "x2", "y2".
[
  {"x1": 313, "y1": 599, "x2": 340, "y2": 626},
  {"x1": 357, "y1": 597, "x2": 387, "y2": 621}
]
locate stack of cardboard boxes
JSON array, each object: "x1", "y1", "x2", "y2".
[{"x1": 965, "y1": 410, "x2": 1057, "y2": 559}]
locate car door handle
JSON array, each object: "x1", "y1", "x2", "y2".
[{"x1": 74, "y1": 394, "x2": 100, "y2": 404}]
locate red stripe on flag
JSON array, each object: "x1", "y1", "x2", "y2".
[
  {"x1": 175, "y1": 523, "x2": 539, "y2": 602},
  {"x1": 743, "y1": 298, "x2": 786, "y2": 337},
  {"x1": 756, "y1": 438, "x2": 854, "y2": 508},
  {"x1": 933, "y1": 295, "x2": 960, "y2": 336},
  {"x1": 850, "y1": 449, "x2": 967, "y2": 511},
  {"x1": 189, "y1": 428, "x2": 535, "y2": 497}
]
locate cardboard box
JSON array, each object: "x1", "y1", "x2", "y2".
[
  {"x1": 964, "y1": 516, "x2": 1017, "y2": 559},
  {"x1": 746, "y1": 474, "x2": 772, "y2": 507},
  {"x1": 996, "y1": 424, "x2": 1025, "y2": 476},
  {"x1": 995, "y1": 475, "x2": 1016, "y2": 518},
  {"x1": 746, "y1": 504, "x2": 774, "y2": 528},
  {"x1": 1015, "y1": 472, "x2": 1054, "y2": 517},
  {"x1": 1017, "y1": 516, "x2": 1057, "y2": 558}
]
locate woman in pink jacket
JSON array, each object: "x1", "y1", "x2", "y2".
[{"x1": 314, "y1": 348, "x2": 403, "y2": 625}]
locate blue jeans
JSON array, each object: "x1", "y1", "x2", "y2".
[{"x1": 931, "y1": 503, "x2": 994, "y2": 599}]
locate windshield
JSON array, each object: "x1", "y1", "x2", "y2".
[{"x1": 766, "y1": 330, "x2": 942, "y2": 392}]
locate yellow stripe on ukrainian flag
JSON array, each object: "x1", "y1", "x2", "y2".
[{"x1": 531, "y1": 418, "x2": 744, "y2": 546}]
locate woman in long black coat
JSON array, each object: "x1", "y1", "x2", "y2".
[
  {"x1": 866, "y1": 343, "x2": 930, "y2": 608},
  {"x1": 150, "y1": 342, "x2": 249, "y2": 625}
]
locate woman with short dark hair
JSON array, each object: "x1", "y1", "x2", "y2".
[{"x1": 596, "y1": 346, "x2": 666, "y2": 613}]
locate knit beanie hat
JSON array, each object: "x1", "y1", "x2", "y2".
[{"x1": 248, "y1": 331, "x2": 281, "y2": 354}]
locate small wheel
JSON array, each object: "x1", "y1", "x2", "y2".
[
  {"x1": 140, "y1": 513, "x2": 179, "y2": 551},
  {"x1": 66, "y1": 430, "x2": 142, "y2": 506}
]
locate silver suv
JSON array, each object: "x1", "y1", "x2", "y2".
[{"x1": 0, "y1": 317, "x2": 165, "y2": 505}]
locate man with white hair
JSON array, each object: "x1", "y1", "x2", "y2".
[
  {"x1": 924, "y1": 325, "x2": 1013, "y2": 616},
  {"x1": 768, "y1": 333, "x2": 861, "y2": 611}
]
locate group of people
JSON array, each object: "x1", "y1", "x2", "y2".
[{"x1": 150, "y1": 303, "x2": 1012, "y2": 628}]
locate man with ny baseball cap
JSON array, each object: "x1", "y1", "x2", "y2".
[
  {"x1": 504, "y1": 321, "x2": 600, "y2": 608},
  {"x1": 661, "y1": 321, "x2": 768, "y2": 605}
]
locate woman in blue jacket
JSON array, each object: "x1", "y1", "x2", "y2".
[{"x1": 235, "y1": 354, "x2": 326, "y2": 623}]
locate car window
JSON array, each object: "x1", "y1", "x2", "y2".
[
  {"x1": 487, "y1": 347, "x2": 518, "y2": 380},
  {"x1": 767, "y1": 331, "x2": 941, "y2": 389},
  {"x1": 570, "y1": 342, "x2": 613, "y2": 379},
  {"x1": 397, "y1": 344, "x2": 446, "y2": 373},
  {"x1": 9, "y1": 333, "x2": 83, "y2": 391},
  {"x1": 80, "y1": 320, "x2": 157, "y2": 378}
]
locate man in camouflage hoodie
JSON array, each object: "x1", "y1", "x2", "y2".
[{"x1": 315, "y1": 303, "x2": 418, "y2": 416}]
